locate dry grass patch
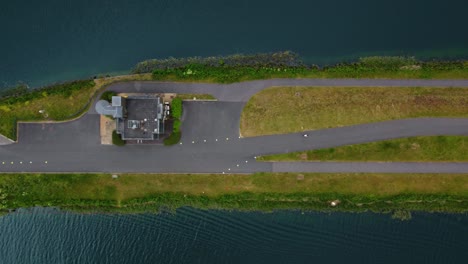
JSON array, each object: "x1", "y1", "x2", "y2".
[{"x1": 241, "y1": 86, "x2": 468, "y2": 137}]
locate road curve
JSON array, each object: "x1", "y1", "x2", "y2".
[{"x1": 1, "y1": 78, "x2": 468, "y2": 173}]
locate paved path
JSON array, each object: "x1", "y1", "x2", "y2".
[{"x1": 1, "y1": 78, "x2": 468, "y2": 173}]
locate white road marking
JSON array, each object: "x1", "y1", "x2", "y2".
[
  {"x1": 226, "y1": 137, "x2": 229, "y2": 140},
  {"x1": 215, "y1": 139, "x2": 218, "y2": 142},
  {"x1": 245, "y1": 160, "x2": 248, "y2": 163},
  {"x1": 45, "y1": 161, "x2": 48, "y2": 164},
  {"x1": 30, "y1": 161, "x2": 33, "y2": 164},
  {"x1": 192, "y1": 141, "x2": 195, "y2": 144},
  {"x1": 236, "y1": 164, "x2": 239, "y2": 167},
  {"x1": 204, "y1": 139, "x2": 206, "y2": 142}
]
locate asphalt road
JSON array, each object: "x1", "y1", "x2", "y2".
[{"x1": 1, "y1": 78, "x2": 468, "y2": 173}]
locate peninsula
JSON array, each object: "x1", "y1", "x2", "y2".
[{"x1": 1, "y1": 52, "x2": 467, "y2": 217}]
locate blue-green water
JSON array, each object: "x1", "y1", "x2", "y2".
[
  {"x1": 1, "y1": 0, "x2": 468, "y2": 88},
  {"x1": 0, "y1": 208, "x2": 467, "y2": 263}
]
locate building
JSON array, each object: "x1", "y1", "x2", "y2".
[{"x1": 96, "y1": 94, "x2": 166, "y2": 141}]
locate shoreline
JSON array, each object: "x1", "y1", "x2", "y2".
[{"x1": 0, "y1": 172, "x2": 466, "y2": 217}]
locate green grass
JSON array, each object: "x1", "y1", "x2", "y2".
[
  {"x1": 164, "y1": 131, "x2": 181, "y2": 145},
  {"x1": 259, "y1": 136, "x2": 468, "y2": 162},
  {"x1": 112, "y1": 130, "x2": 125, "y2": 146},
  {"x1": 0, "y1": 173, "x2": 466, "y2": 213},
  {"x1": 170, "y1": 98, "x2": 182, "y2": 119},
  {"x1": 176, "y1": 94, "x2": 216, "y2": 100},
  {"x1": 241, "y1": 86, "x2": 468, "y2": 137},
  {"x1": 148, "y1": 57, "x2": 468, "y2": 83}
]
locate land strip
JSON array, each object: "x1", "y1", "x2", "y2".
[
  {"x1": 259, "y1": 136, "x2": 468, "y2": 162},
  {"x1": 0, "y1": 173, "x2": 466, "y2": 214},
  {"x1": 241, "y1": 86, "x2": 468, "y2": 137}
]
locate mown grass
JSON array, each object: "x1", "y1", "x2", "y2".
[
  {"x1": 0, "y1": 74, "x2": 152, "y2": 141},
  {"x1": 0, "y1": 173, "x2": 466, "y2": 213},
  {"x1": 176, "y1": 94, "x2": 216, "y2": 100},
  {"x1": 259, "y1": 136, "x2": 468, "y2": 162},
  {"x1": 241, "y1": 86, "x2": 468, "y2": 137}
]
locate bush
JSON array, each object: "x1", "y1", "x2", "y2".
[
  {"x1": 173, "y1": 119, "x2": 181, "y2": 133},
  {"x1": 164, "y1": 132, "x2": 181, "y2": 145},
  {"x1": 171, "y1": 98, "x2": 182, "y2": 119},
  {"x1": 100, "y1": 91, "x2": 117, "y2": 102},
  {"x1": 112, "y1": 130, "x2": 125, "y2": 146}
]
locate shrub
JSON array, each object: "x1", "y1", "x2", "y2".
[
  {"x1": 100, "y1": 91, "x2": 117, "y2": 102},
  {"x1": 173, "y1": 119, "x2": 181, "y2": 133},
  {"x1": 112, "y1": 130, "x2": 125, "y2": 146},
  {"x1": 164, "y1": 132, "x2": 181, "y2": 145},
  {"x1": 171, "y1": 98, "x2": 182, "y2": 119}
]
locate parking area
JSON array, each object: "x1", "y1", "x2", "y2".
[{"x1": 180, "y1": 101, "x2": 244, "y2": 141}]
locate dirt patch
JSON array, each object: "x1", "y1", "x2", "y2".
[
  {"x1": 299, "y1": 152, "x2": 308, "y2": 160},
  {"x1": 100, "y1": 115, "x2": 115, "y2": 145}
]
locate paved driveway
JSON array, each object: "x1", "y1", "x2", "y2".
[{"x1": 1, "y1": 78, "x2": 468, "y2": 173}]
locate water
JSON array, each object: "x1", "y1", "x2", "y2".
[
  {"x1": 0, "y1": 207, "x2": 466, "y2": 263},
  {"x1": 1, "y1": 0, "x2": 468, "y2": 88}
]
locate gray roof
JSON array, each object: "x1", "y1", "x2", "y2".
[
  {"x1": 95, "y1": 99, "x2": 123, "y2": 118},
  {"x1": 112, "y1": 96, "x2": 122, "y2": 107}
]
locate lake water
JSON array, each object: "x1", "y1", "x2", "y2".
[
  {"x1": 0, "y1": 207, "x2": 466, "y2": 264},
  {"x1": 1, "y1": 0, "x2": 468, "y2": 88}
]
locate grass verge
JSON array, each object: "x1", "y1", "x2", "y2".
[
  {"x1": 176, "y1": 94, "x2": 216, "y2": 100},
  {"x1": 258, "y1": 136, "x2": 468, "y2": 162},
  {"x1": 0, "y1": 173, "x2": 466, "y2": 214},
  {"x1": 241, "y1": 86, "x2": 468, "y2": 137}
]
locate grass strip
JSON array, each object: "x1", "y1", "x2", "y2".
[
  {"x1": 0, "y1": 173, "x2": 466, "y2": 214},
  {"x1": 176, "y1": 94, "x2": 216, "y2": 100},
  {"x1": 259, "y1": 136, "x2": 468, "y2": 162},
  {"x1": 241, "y1": 86, "x2": 468, "y2": 137}
]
